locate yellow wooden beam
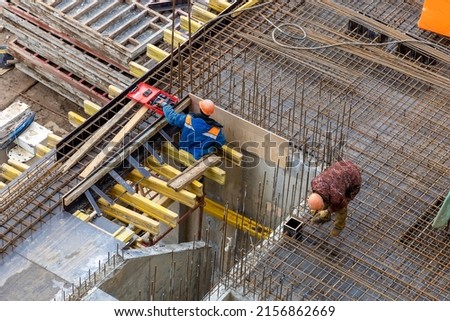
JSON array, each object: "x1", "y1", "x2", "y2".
[
  {"x1": 180, "y1": 15, "x2": 203, "y2": 33},
  {"x1": 0, "y1": 181, "x2": 6, "y2": 189},
  {"x1": 127, "y1": 169, "x2": 197, "y2": 208},
  {"x1": 192, "y1": 4, "x2": 217, "y2": 22},
  {"x1": 108, "y1": 84, "x2": 123, "y2": 99},
  {"x1": 47, "y1": 133, "x2": 62, "y2": 148},
  {"x1": 163, "y1": 29, "x2": 187, "y2": 48},
  {"x1": 73, "y1": 210, "x2": 94, "y2": 222},
  {"x1": 112, "y1": 226, "x2": 135, "y2": 243},
  {"x1": 222, "y1": 145, "x2": 243, "y2": 166},
  {"x1": 109, "y1": 184, "x2": 178, "y2": 228},
  {"x1": 204, "y1": 197, "x2": 272, "y2": 239},
  {"x1": 154, "y1": 195, "x2": 174, "y2": 208},
  {"x1": 83, "y1": 99, "x2": 101, "y2": 116},
  {"x1": 161, "y1": 142, "x2": 226, "y2": 185},
  {"x1": 7, "y1": 159, "x2": 29, "y2": 172},
  {"x1": 1, "y1": 163, "x2": 22, "y2": 181},
  {"x1": 36, "y1": 144, "x2": 51, "y2": 158},
  {"x1": 145, "y1": 155, "x2": 204, "y2": 197},
  {"x1": 68, "y1": 111, "x2": 86, "y2": 128},
  {"x1": 129, "y1": 61, "x2": 149, "y2": 78},
  {"x1": 98, "y1": 198, "x2": 160, "y2": 235},
  {"x1": 209, "y1": 0, "x2": 231, "y2": 12},
  {"x1": 232, "y1": 0, "x2": 259, "y2": 18},
  {"x1": 146, "y1": 44, "x2": 169, "y2": 62}
]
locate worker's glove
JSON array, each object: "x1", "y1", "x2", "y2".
[{"x1": 154, "y1": 99, "x2": 164, "y2": 107}]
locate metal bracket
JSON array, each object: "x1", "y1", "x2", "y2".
[
  {"x1": 90, "y1": 185, "x2": 114, "y2": 205},
  {"x1": 85, "y1": 189, "x2": 103, "y2": 217},
  {"x1": 109, "y1": 170, "x2": 135, "y2": 194},
  {"x1": 143, "y1": 142, "x2": 164, "y2": 164},
  {"x1": 127, "y1": 155, "x2": 151, "y2": 178}
]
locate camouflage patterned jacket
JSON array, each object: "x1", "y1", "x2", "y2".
[{"x1": 311, "y1": 160, "x2": 362, "y2": 212}]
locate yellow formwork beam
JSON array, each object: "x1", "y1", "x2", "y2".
[
  {"x1": 163, "y1": 29, "x2": 187, "y2": 48},
  {"x1": 155, "y1": 195, "x2": 174, "y2": 208},
  {"x1": 7, "y1": 159, "x2": 29, "y2": 172},
  {"x1": 192, "y1": 4, "x2": 217, "y2": 22},
  {"x1": 36, "y1": 144, "x2": 51, "y2": 158},
  {"x1": 180, "y1": 15, "x2": 203, "y2": 33},
  {"x1": 209, "y1": 0, "x2": 231, "y2": 12},
  {"x1": 144, "y1": 155, "x2": 204, "y2": 197},
  {"x1": 109, "y1": 184, "x2": 178, "y2": 228},
  {"x1": 108, "y1": 84, "x2": 123, "y2": 99},
  {"x1": 146, "y1": 44, "x2": 169, "y2": 62},
  {"x1": 73, "y1": 210, "x2": 94, "y2": 222},
  {"x1": 98, "y1": 198, "x2": 160, "y2": 235},
  {"x1": 1, "y1": 163, "x2": 22, "y2": 181},
  {"x1": 112, "y1": 226, "x2": 135, "y2": 243},
  {"x1": 47, "y1": 133, "x2": 62, "y2": 148},
  {"x1": 127, "y1": 169, "x2": 197, "y2": 208},
  {"x1": 129, "y1": 61, "x2": 149, "y2": 78},
  {"x1": 84, "y1": 99, "x2": 101, "y2": 116},
  {"x1": 161, "y1": 142, "x2": 226, "y2": 185},
  {"x1": 204, "y1": 198, "x2": 272, "y2": 239},
  {"x1": 0, "y1": 181, "x2": 6, "y2": 189},
  {"x1": 232, "y1": 0, "x2": 259, "y2": 18},
  {"x1": 68, "y1": 111, "x2": 86, "y2": 128},
  {"x1": 222, "y1": 145, "x2": 243, "y2": 166}
]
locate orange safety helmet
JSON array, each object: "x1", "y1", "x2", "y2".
[
  {"x1": 308, "y1": 193, "x2": 325, "y2": 211},
  {"x1": 199, "y1": 99, "x2": 215, "y2": 116}
]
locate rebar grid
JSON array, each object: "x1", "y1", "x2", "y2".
[{"x1": 146, "y1": 1, "x2": 450, "y2": 300}]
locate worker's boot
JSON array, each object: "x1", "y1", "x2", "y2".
[
  {"x1": 330, "y1": 207, "x2": 348, "y2": 237},
  {"x1": 311, "y1": 209, "x2": 331, "y2": 224},
  {"x1": 330, "y1": 227, "x2": 343, "y2": 237}
]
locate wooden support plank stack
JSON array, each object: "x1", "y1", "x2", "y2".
[{"x1": 1, "y1": 1, "x2": 191, "y2": 105}]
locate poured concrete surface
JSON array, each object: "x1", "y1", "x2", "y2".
[{"x1": 0, "y1": 211, "x2": 123, "y2": 300}]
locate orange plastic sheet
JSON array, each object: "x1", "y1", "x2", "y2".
[{"x1": 418, "y1": 0, "x2": 450, "y2": 37}]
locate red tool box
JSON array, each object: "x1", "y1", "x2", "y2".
[{"x1": 127, "y1": 83, "x2": 179, "y2": 115}]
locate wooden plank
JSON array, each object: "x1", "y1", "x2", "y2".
[
  {"x1": 83, "y1": 100, "x2": 101, "y2": 116},
  {"x1": 98, "y1": 198, "x2": 159, "y2": 235},
  {"x1": 167, "y1": 155, "x2": 221, "y2": 191},
  {"x1": 161, "y1": 142, "x2": 226, "y2": 185},
  {"x1": 36, "y1": 144, "x2": 51, "y2": 158},
  {"x1": 127, "y1": 170, "x2": 198, "y2": 208},
  {"x1": 62, "y1": 98, "x2": 192, "y2": 207},
  {"x1": 146, "y1": 43, "x2": 169, "y2": 62},
  {"x1": 2, "y1": 9, "x2": 133, "y2": 89},
  {"x1": 68, "y1": 111, "x2": 86, "y2": 128},
  {"x1": 61, "y1": 100, "x2": 137, "y2": 173},
  {"x1": 192, "y1": 4, "x2": 217, "y2": 22},
  {"x1": 180, "y1": 15, "x2": 203, "y2": 33},
  {"x1": 96, "y1": 4, "x2": 135, "y2": 34},
  {"x1": 109, "y1": 184, "x2": 178, "y2": 228},
  {"x1": 144, "y1": 155, "x2": 204, "y2": 197},
  {"x1": 163, "y1": 29, "x2": 187, "y2": 48},
  {"x1": 209, "y1": 0, "x2": 231, "y2": 12},
  {"x1": 108, "y1": 84, "x2": 124, "y2": 99},
  {"x1": 78, "y1": 106, "x2": 148, "y2": 178},
  {"x1": 129, "y1": 61, "x2": 149, "y2": 78},
  {"x1": 7, "y1": 159, "x2": 30, "y2": 172}
]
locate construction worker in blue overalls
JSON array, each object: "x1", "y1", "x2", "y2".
[{"x1": 159, "y1": 99, "x2": 226, "y2": 160}]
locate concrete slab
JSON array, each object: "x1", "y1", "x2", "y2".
[
  {"x1": 0, "y1": 253, "x2": 70, "y2": 301},
  {"x1": 15, "y1": 211, "x2": 124, "y2": 287}
]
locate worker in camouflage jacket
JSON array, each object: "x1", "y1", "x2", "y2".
[
  {"x1": 160, "y1": 99, "x2": 226, "y2": 160},
  {"x1": 307, "y1": 160, "x2": 361, "y2": 236}
]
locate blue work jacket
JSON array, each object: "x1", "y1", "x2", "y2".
[{"x1": 163, "y1": 104, "x2": 226, "y2": 160}]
